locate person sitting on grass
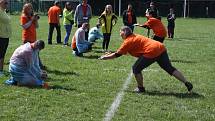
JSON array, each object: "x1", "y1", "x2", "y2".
[
  {"x1": 71, "y1": 23, "x2": 93, "y2": 56},
  {"x1": 88, "y1": 23, "x2": 103, "y2": 43},
  {"x1": 5, "y1": 40, "x2": 48, "y2": 89},
  {"x1": 99, "y1": 26, "x2": 193, "y2": 93}
]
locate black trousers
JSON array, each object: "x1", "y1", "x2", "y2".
[
  {"x1": 0, "y1": 38, "x2": 9, "y2": 59},
  {"x1": 168, "y1": 26, "x2": 175, "y2": 38},
  {"x1": 48, "y1": 23, "x2": 61, "y2": 44},
  {"x1": 153, "y1": 35, "x2": 165, "y2": 43},
  {"x1": 103, "y1": 33, "x2": 111, "y2": 50}
]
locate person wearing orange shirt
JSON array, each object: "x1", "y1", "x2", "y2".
[
  {"x1": 20, "y1": 3, "x2": 38, "y2": 43},
  {"x1": 137, "y1": 10, "x2": 167, "y2": 43},
  {"x1": 99, "y1": 26, "x2": 193, "y2": 93},
  {"x1": 20, "y1": 3, "x2": 46, "y2": 70},
  {"x1": 48, "y1": 1, "x2": 61, "y2": 44}
]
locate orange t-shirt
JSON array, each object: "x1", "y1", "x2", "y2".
[
  {"x1": 20, "y1": 15, "x2": 36, "y2": 43},
  {"x1": 144, "y1": 17, "x2": 167, "y2": 38},
  {"x1": 48, "y1": 5, "x2": 61, "y2": 24},
  {"x1": 116, "y1": 34, "x2": 166, "y2": 58}
]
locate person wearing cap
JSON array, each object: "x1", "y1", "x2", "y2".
[
  {"x1": 99, "y1": 26, "x2": 193, "y2": 93},
  {"x1": 0, "y1": 0, "x2": 12, "y2": 77},
  {"x1": 47, "y1": 1, "x2": 62, "y2": 44},
  {"x1": 74, "y1": 0, "x2": 92, "y2": 41},
  {"x1": 5, "y1": 40, "x2": 48, "y2": 88}
]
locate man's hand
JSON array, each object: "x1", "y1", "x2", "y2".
[{"x1": 98, "y1": 52, "x2": 113, "y2": 60}]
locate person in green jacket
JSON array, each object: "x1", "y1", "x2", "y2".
[
  {"x1": 63, "y1": 2, "x2": 74, "y2": 46},
  {"x1": 98, "y1": 5, "x2": 117, "y2": 52},
  {"x1": 0, "y1": 0, "x2": 12, "y2": 77}
]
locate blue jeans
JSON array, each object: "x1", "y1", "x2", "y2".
[{"x1": 64, "y1": 25, "x2": 72, "y2": 45}]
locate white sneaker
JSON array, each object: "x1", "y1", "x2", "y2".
[{"x1": 0, "y1": 71, "x2": 4, "y2": 77}]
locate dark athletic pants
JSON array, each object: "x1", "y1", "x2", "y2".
[{"x1": 132, "y1": 51, "x2": 176, "y2": 75}]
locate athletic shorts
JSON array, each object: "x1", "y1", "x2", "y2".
[
  {"x1": 132, "y1": 51, "x2": 176, "y2": 75},
  {"x1": 153, "y1": 35, "x2": 165, "y2": 43},
  {"x1": 0, "y1": 38, "x2": 9, "y2": 59}
]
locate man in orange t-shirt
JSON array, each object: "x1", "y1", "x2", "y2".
[
  {"x1": 99, "y1": 26, "x2": 193, "y2": 93},
  {"x1": 47, "y1": 1, "x2": 61, "y2": 44},
  {"x1": 138, "y1": 10, "x2": 167, "y2": 43}
]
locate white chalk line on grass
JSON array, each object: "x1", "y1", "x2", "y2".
[{"x1": 103, "y1": 71, "x2": 133, "y2": 121}]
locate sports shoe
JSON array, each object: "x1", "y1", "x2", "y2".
[
  {"x1": 133, "y1": 87, "x2": 145, "y2": 93},
  {"x1": 185, "y1": 82, "x2": 193, "y2": 92},
  {"x1": 42, "y1": 82, "x2": 49, "y2": 89}
]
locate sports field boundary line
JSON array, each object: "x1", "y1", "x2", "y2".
[{"x1": 103, "y1": 70, "x2": 133, "y2": 121}]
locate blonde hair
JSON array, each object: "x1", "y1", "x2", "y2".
[
  {"x1": 22, "y1": 3, "x2": 33, "y2": 16},
  {"x1": 102, "y1": 5, "x2": 112, "y2": 15}
]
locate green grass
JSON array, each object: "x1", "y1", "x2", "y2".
[{"x1": 0, "y1": 15, "x2": 215, "y2": 121}]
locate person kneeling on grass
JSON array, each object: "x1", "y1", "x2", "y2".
[
  {"x1": 99, "y1": 26, "x2": 193, "y2": 93},
  {"x1": 71, "y1": 23, "x2": 93, "y2": 56},
  {"x1": 5, "y1": 40, "x2": 48, "y2": 89},
  {"x1": 88, "y1": 23, "x2": 103, "y2": 43}
]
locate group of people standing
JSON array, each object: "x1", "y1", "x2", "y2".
[{"x1": 0, "y1": 0, "x2": 192, "y2": 93}]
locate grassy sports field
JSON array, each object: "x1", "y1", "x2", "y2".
[{"x1": 0, "y1": 15, "x2": 215, "y2": 121}]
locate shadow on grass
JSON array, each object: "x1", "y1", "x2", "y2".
[
  {"x1": 46, "y1": 68, "x2": 79, "y2": 76},
  {"x1": 2, "y1": 71, "x2": 10, "y2": 76},
  {"x1": 93, "y1": 50, "x2": 104, "y2": 53},
  {"x1": 141, "y1": 91, "x2": 204, "y2": 98},
  {"x1": 171, "y1": 59, "x2": 197, "y2": 64},
  {"x1": 82, "y1": 55, "x2": 100, "y2": 59},
  {"x1": 4, "y1": 62, "x2": 9, "y2": 65},
  {"x1": 48, "y1": 85, "x2": 76, "y2": 91},
  {"x1": 5, "y1": 84, "x2": 76, "y2": 91},
  {"x1": 172, "y1": 36, "x2": 209, "y2": 41},
  {"x1": 92, "y1": 46, "x2": 102, "y2": 49}
]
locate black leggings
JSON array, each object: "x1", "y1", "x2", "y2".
[
  {"x1": 103, "y1": 33, "x2": 111, "y2": 50},
  {"x1": 0, "y1": 38, "x2": 9, "y2": 59},
  {"x1": 132, "y1": 51, "x2": 176, "y2": 75}
]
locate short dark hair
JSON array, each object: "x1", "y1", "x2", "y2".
[
  {"x1": 148, "y1": 9, "x2": 157, "y2": 18},
  {"x1": 35, "y1": 40, "x2": 45, "y2": 50},
  {"x1": 54, "y1": 1, "x2": 60, "y2": 5},
  {"x1": 120, "y1": 26, "x2": 132, "y2": 37},
  {"x1": 82, "y1": 22, "x2": 89, "y2": 28}
]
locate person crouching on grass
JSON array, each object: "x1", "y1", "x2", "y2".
[
  {"x1": 99, "y1": 26, "x2": 193, "y2": 93},
  {"x1": 5, "y1": 40, "x2": 48, "y2": 89},
  {"x1": 136, "y1": 10, "x2": 167, "y2": 43},
  {"x1": 71, "y1": 23, "x2": 93, "y2": 56}
]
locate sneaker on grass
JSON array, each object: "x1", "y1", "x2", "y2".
[{"x1": 133, "y1": 87, "x2": 146, "y2": 93}]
